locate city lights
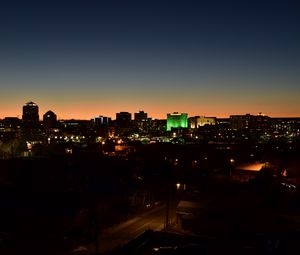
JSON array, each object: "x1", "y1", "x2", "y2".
[{"x1": 1, "y1": 1, "x2": 299, "y2": 254}]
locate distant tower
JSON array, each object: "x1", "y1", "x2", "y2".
[
  {"x1": 116, "y1": 112, "x2": 132, "y2": 129},
  {"x1": 134, "y1": 111, "x2": 148, "y2": 123},
  {"x1": 22, "y1": 101, "x2": 40, "y2": 130},
  {"x1": 115, "y1": 112, "x2": 132, "y2": 135},
  {"x1": 43, "y1": 110, "x2": 57, "y2": 130},
  {"x1": 134, "y1": 110, "x2": 149, "y2": 133}
]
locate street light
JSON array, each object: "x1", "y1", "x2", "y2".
[{"x1": 229, "y1": 158, "x2": 235, "y2": 177}]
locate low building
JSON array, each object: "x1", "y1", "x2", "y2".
[{"x1": 189, "y1": 116, "x2": 216, "y2": 128}]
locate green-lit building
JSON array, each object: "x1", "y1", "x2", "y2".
[{"x1": 166, "y1": 112, "x2": 188, "y2": 131}]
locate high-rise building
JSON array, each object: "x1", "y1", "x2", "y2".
[
  {"x1": 166, "y1": 112, "x2": 188, "y2": 131},
  {"x1": 134, "y1": 111, "x2": 149, "y2": 133},
  {"x1": 116, "y1": 112, "x2": 132, "y2": 129},
  {"x1": 115, "y1": 112, "x2": 132, "y2": 135},
  {"x1": 22, "y1": 101, "x2": 39, "y2": 130},
  {"x1": 43, "y1": 110, "x2": 57, "y2": 130},
  {"x1": 134, "y1": 111, "x2": 148, "y2": 122}
]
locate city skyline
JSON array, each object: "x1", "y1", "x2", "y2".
[
  {"x1": 1, "y1": 0, "x2": 300, "y2": 119},
  {"x1": 0, "y1": 100, "x2": 299, "y2": 120}
]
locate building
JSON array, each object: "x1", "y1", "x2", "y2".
[
  {"x1": 230, "y1": 113, "x2": 270, "y2": 131},
  {"x1": 3, "y1": 117, "x2": 22, "y2": 131},
  {"x1": 166, "y1": 112, "x2": 188, "y2": 131},
  {"x1": 59, "y1": 119, "x2": 92, "y2": 135},
  {"x1": 270, "y1": 117, "x2": 300, "y2": 136},
  {"x1": 230, "y1": 114, "x2": 252, "y2": 130},
  {"x1": 150, "y1": 119, "x2": 167, "y2": 135},
  {"x1": 116, "y1": 112, "x2": 132, "y2": 129},
  {"x1": 43, "y1": 110, "x2": 57, "y2": 130},
  {"x1": 134, "y1": 110, "x2": 150, "y2": 133},
  {"x1": 22, "y1": 101, "x2": 40, "y2": 130},
  {"x1": 189, "y1": 116, "x2": 216, "y2": 129},
  {"x1": 255, "y1": 113, "x2": 271, "y2": 131},
  {"x1": 93, "y1": 115, "x2": 112, "y2": 137},
  {"x1": 216, "y1": 118, "x2": 231, "y2": 131},
  {"x1": 134, "y1": 110, "x2": 148, "y2": 123},
  {"x1": 93, "y1": 116, "x2": 111, "y2": 127}
]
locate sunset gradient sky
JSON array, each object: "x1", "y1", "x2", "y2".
[{"x1": 0, "y1": 0, "x2": 299, "y2": 119}]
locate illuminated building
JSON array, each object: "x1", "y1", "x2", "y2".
[
  {"x1": 93, "y1": 115, "x2": 112, "y2": 137},
  {"x1": 189, "y1": 116, "x2": 216, "y2": 128},
  {"x1": 93, "y1": 116, "x2": 111, "y2": 127},
  {"x1": 271, "y1": 117, "x2": 300, "y2": 135},
  {"x1": 43, "y1": 110, "x2": 57, "y2": 130},
  {"x1": 166, "y1": 112, "x2": 188, "y2": 131},
  {"x1": 134, "y1": 110, "x2": 150, "y2": 133},
  {"x1": 22, "y1": 101, "x2": 39, "y2": 130}
]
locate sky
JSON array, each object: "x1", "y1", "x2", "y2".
[{"x1": 0, "y1": 0, "x2": 300, "y2": 119}]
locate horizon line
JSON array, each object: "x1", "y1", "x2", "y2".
[{"x1": 1, "y1": 112, "x2": 300, "y2": 121}]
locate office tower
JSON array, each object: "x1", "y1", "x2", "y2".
[
  {"x1": 166, "y1": 112, "x2": 188, "y2": 131},
  {"x1": 116, "y1": 112, "x2": 132, "y2": 129},
  {"x1": 134, "y1": 111, "x2": 148, "y2": 122},
  {"x1": 115, "y1": 112, "x2": 132, "y2": 136},
  {"x1": 134, "y1": 111, "x2": 149, "y2": 133},
  {"x1": 22, "y1": 101, "x2": 39, "y2": 130}
]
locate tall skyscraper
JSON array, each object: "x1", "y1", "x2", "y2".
[
  {"x1": 166, "y1": 112, "x2": 188, "y2": 131},
  {"x1": 22, "y1": 101, "x2": 40, "y2": 130},
  {"x1": 43, "y1": 110, "x2": 57, "y2": 130}
]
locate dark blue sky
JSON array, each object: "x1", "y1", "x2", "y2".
[{"x1": 1, "y1": 0, "x2": 299, "y2": 118}]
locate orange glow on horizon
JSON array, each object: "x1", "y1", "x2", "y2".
[{"x1": 1, "y1": 104, "x2": 300, "y2": 121}]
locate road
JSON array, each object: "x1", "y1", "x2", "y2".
[{"x1": 83, "y1": 201, "x2": 177, "y2": 254}]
